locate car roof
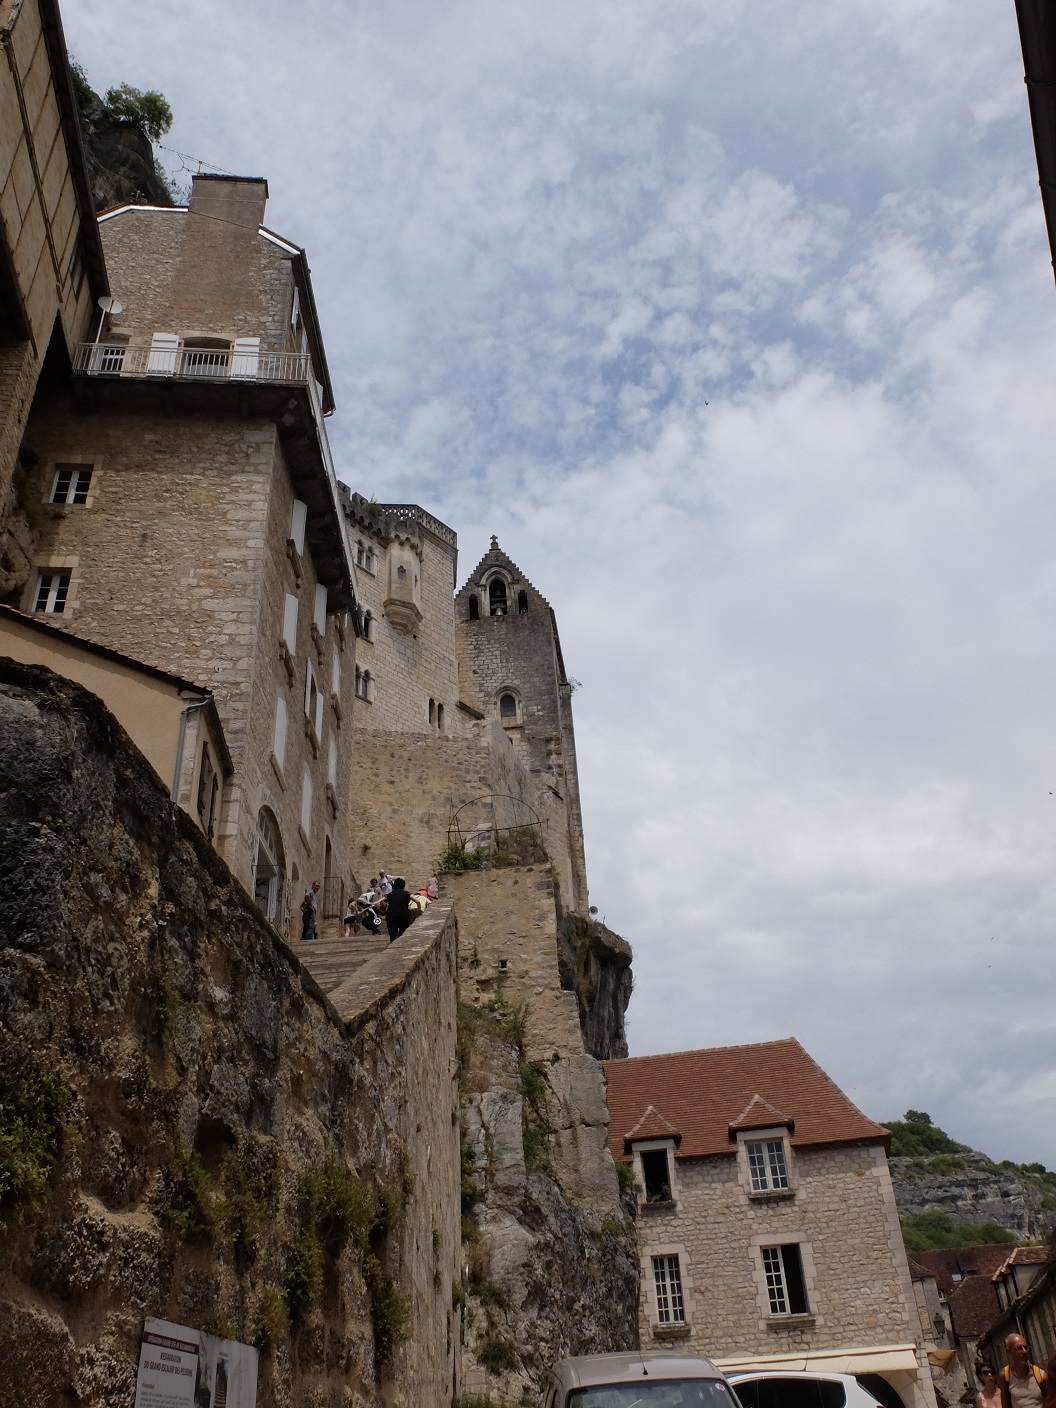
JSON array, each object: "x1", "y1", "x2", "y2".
[
  {"x1": 552, "y1": 1352, "x2": 726, "y2": 1390},
  {"x1": 727, "y1": 1373, "x2": 855, "y2": 1384}
]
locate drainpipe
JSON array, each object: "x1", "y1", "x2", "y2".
[{"x1": 172, "y1": 697, "x2": 213, "y2": 802}]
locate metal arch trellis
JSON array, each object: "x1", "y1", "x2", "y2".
[{"x1": 447, "y1": 793, "x2": 545, "y2": 848}]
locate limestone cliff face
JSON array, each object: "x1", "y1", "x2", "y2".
[
  {"x1": 457, "y1": 1011, "x2": 639, "y2": 1403},
  {"x1": 891, "y1": 1154, "x2": 1056, "y2": 1239},
  {"x1": 558, "y1": 911, "x2": 633, "y2": 1061},
  {"x1": 0, "y1": 661, "x2": 460, "y2": 1408}
]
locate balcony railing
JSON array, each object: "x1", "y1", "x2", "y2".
[{"x1": 73, "y1": 343, "x2": 312, "y2": 386}]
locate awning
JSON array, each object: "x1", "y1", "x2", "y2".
[
  {"x1": 714, "y1": 1346, "x2": 922, "y2": 1377},
  {"x1": 927, "y1": 1350, "x2": 959, "y2": 1373}
]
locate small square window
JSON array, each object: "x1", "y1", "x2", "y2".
[
  {"x1": 51, "y1": 464, "x2": 93, "y2": 505},
  {"x1": 34, "y1": 571, "x2": 71, "y2": 614},
  {"x1": 652, "y1": 1254, "x2": 685, "y2": 1324},
  {"x1": 746, "y1": 1138, "x2": 789, "y2": 1192}
]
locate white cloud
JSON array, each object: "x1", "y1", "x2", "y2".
[{"x1": 63, "y1": 0, "x2": 1056, "y2": 1166}]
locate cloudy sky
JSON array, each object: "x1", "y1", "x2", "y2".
[{"x1": 65, "y1": 0, "x2": 1056, "y2": 1166}]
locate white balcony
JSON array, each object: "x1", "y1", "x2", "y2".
[{"x1": 73, "y1": 342, "x2": 312, "y2": 386}]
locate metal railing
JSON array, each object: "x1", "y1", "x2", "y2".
[{"x1": 73, "y1": 343, "x2": 312, "y2": 386}]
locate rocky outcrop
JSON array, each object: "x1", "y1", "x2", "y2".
[
  {"x1": 458, "y1": 1008, "x2": 639, "y2": 1403},
  {"x1": 558, "y1": 910, "x2": 633, "y2": 1060},
  {"x1": 891, "y1": 1154, "x2": 1056, "y2": 1239},
  {"x1": 76, "y1": 93, "x2": 173, "y2": 210},
  {"x1": 0, "y1": 660, "x2": 460, "y2": 1408}
]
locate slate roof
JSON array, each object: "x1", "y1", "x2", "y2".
[{"x1": 602, "y1": 1038, "x2": 888, "y2": 1162}]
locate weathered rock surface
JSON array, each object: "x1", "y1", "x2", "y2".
[
  {"x1": 891, "y1": 1154, "x2": 1056, "y2": 1239},
  {"x1": 558, "y1": 911, "x2": 633, "y2": 1061},
  {"x1": 0, "y1": 660, "x2": 460, "y2": 1408},
  {"x1": 77, "y1": 94, "x2": 174, "y2": 210},
  {"x1": 458, "y1": 1024, "x2": 639, "y2": 1403}
]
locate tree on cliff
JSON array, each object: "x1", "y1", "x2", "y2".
[{"x1": 69, "y1": 60, "x2": 176, "y2": 210}]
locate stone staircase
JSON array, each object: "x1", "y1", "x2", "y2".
[{"x1": 289, "y1": 932, "x2": 390, "y2": 996}]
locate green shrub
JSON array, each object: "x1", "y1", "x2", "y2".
[
  {"x1": 252, "y1": 1284, "x2": 289, "y2": 1349},
  {"x1": 0, "y1": 1069, "x2": 73, "y2": 1228},
  {"x1": 477, "y1": 1331, "x2": 520, "y2": 1375},
  {"x1": 300, "y1": 1159, "x2": 375, "y2": 1256},
  {"x1": 283, "y1": 1229, "x2": 322, "y2": 1323},
  {"x1": 454, "y1": 1397, "x2": 504, "y2": 1408},
  {"x1": 370, "y1": 1272, "x2": 411, "y2": 1359},
  {"x1": 438, "y1": 840, "x2": 488, "y2": 873},
  {"x1": 158, "y1": 1145, "x2": 214, "y2": 1243},
  {"x1": 901, "y1": 1211, "x2": 1016, "y2": 1251},
  {"x1": 615, "y1": 1160, "x2": 636, "y2": 1194},
  {"x1": 68, "y1": 59, "x2": 94, "y2": 110},
  {"x1": 476, "y1": 1278, "x2": 509, "y2": 1310},
  {"x1": 219, "y1": 1138, "x2": 276, "y2": 1269},
  {"x1": 103, "y1": 84, "x2": 173, "y2": 141}
]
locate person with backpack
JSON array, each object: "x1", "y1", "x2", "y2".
[
  {"x1": 1000, "y1": 1335, "x2": 1047, "y2": 1408},
  {"x1": 384, "y1": 877, "x2": 413, "y2": 943}
]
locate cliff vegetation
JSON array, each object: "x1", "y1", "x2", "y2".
[{"x1": 882, "y1": 1111, "x2": 1056, "y2": 1247}]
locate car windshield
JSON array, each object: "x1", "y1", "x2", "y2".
[{"x1": 569, "y1": 1379, "x2": 735, "y2": 1408}]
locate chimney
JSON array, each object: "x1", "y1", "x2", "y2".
[{"x1": 188, "y1": 175, "x2": 269, "y2": 229}]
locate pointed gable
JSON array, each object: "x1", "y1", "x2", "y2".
[
  {"x1": 455, "y1": 536, "x2": 552, "y2": 613},
  {"x1": 729, "y1": 1094, "x2": 794, "y2": 1138},
  {"x1": 624, "y1": 1104, "x2": 682, "y2": 1149}
]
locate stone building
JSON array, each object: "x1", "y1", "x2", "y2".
[
  {"x1": 6, "y1": 172, "x2": 359, "y2": 931},
  {"x1": 455, "y1": 538, "x2": 589, "y2": 912},
  {"x1": 0, "y1": 0, "x2": 108, "y2": 591},
  {"x1": 603, "y1": 1038, "x2": 936, "y2": 1408}
]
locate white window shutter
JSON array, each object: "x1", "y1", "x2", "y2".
[
  {"x1": 146, "y1": 332, "x2": 179, "y2": 374},
  {"x1": 290, "y1": 500, "x2": 307, "y2": 555},
  {"x1": 283, "y1": 593, "x2": 299, "y2": 653},
  {"x1": 301, "y1": 772, "x2": 313, "y2": 835},
  {"x1": 328, "y1": 736, "x2": 338, "y2": 788},
  {"x1": 314, "y1": 686, "x2": 324, "y2": 738},
  {"x1": 331, "y1": 654, "x2": 341, "y2": 696},
  {"x1": 291, "y1": 287, "x2": 300, "y2": 330},
  {"x1": 314, "y1": 583, "x2": 327, "y2": 634},
  {"x1": 231, "y1": 336, "x2": 260, "y2": 379},
  {"x1": 273, "y1": 697, "x2": 287, "y2": 766}
]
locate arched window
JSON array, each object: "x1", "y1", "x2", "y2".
[
  {"x1": 489, "y1": 579, "x2": 508, "y2": 615},
  {"x1": 397, "y1": 565, "x2": 407, "y2": 582},
  {"x1": 253, "y1": 808, "x2": 285, "y2": 923},
  {"x1": 362, "y1": 610, "x2": 373, "y2": 642},
  {"x1": 500, "y1": 693, "x2": 518, "y2": 719},
  {"x1": 517, "y1": 591, "x2": 528, "y2": 615},
  {"x1": 468, "y1": 595, "x2": 479, "y2": 621},
  {"x1": 180, "y1": 336, "x2": 231, "y2": 378}
]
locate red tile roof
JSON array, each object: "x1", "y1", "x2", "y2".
[
  {"x1": 625, "y1": 1105, "x2": 681, "y2": 1143},
  {"x1": 908, "y1": 1246, "x2": 1013, "y2": 1298},
  {"x1": 730, "y1": 1094, "x2": 794, "y2": 1134},
  {"x1": 602, "y1": 1038, "x2": 888, "y2": 1162},
  {"x1": 948, "y1": 1271, "x2": 1003, "y2": 1340}
]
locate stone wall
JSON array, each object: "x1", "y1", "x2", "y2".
[
  {"x1": 635, "y1": 1142, "x2": 932, "y2": 1408},
  {"x1": 16, "y1": 386, "x2": 358, "y2": 917},
  {"x1": 0, "y1": 659, "x2": 460, "y2": 1408},
  {"x1": 349, "y1": 723, "x2": 540, "y2": 889},
  {"x1": 450, "y1": 865, "x2": 584, "y2": 1063}
]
